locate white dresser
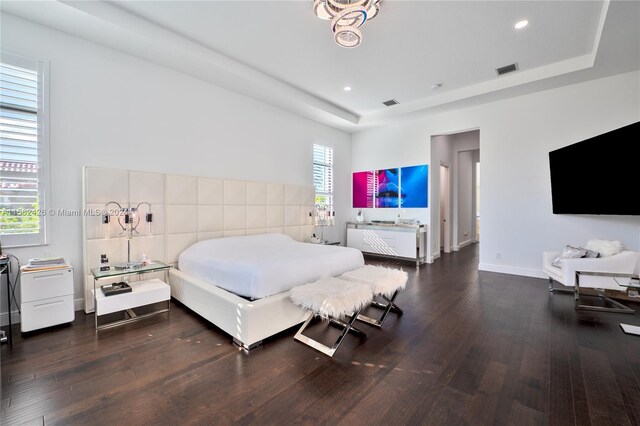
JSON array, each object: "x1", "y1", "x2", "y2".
[
  {"x1": 20, "y1": 267, "x2": 75, "y2": 332},
  {"x1": 347, "y1": 222, "x2": 427, "y2": 266}
]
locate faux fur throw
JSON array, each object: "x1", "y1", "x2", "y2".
[
  {"x1": 290, "y1": 277, "x2": 373, "y2": 319},
  {"x1": 340, "y1": 265, "x2": 408, "y2": 298},
  {"x1": 585, "y1": 239, "x2": 624, "y2": 258}
]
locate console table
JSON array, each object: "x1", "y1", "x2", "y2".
[{"x1": 346, "y1": 222, "x2": 427, "y2": 266}]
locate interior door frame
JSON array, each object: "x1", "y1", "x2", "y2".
[{"x1": 440, "y1": 161, "x2": 452, "y2": 253}]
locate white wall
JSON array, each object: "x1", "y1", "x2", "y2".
[
  {"x1": 0, "y1": 14, "x2": 352, "y2": 323},
  {"x1": 353, "y1": 70, "x2": 640, "y2": 278},
  {"x1": 349, "y1": 125, "x2": 431, "y2": 257}
]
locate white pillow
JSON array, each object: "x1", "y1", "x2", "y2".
[{"x1": 585, "y1": 239, "x2": 624, "y2": 258}]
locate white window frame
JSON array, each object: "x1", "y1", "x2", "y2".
[
  {"x1": 313, "y1": 143, "x2": 333, "y2": 207},
  {"x1": 1, "y1": 51, "x2": 50, "y2": 248}
]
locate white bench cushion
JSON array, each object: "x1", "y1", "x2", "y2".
[
  {"x1": 290, "y1": 277, "x2": 372, "y2": 319},
  {"x1": 340, "y1": 265, "x2": 408, "y2": 298}
]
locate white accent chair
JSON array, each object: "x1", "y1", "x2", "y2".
[{"x1": 543, "y1": 250, "x2": 640, "y2": 292}]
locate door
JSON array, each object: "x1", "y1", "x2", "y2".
[{"x1": 440, "y1": 164, "x2": 451, "y2": 253}]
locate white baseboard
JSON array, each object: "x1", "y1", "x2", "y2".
[
  {"x1": 453, "y1": 239, "x2": 474, "y2": 251},
  {"x1": 478, "y1": 263, "x2": 547, "y2": 279},
  {"x1": 460, "y1": 239, "x2": 473, "y2": 248},
  {"x1": 0, "y1": 311, "x2": 20, "y2": 327},
  {"x1": 74, "y1": 297, "x2": 84, "y2": 312}
]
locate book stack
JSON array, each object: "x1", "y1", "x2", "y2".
[{"x1": 21, "y1": 257, "x2": 71, "y2": 272}]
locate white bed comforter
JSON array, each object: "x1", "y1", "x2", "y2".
[{"x1": 178, "y1": 233, "x2": 365, "y2": 299}]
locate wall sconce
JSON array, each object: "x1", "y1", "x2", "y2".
[{"x1": 102, "y1": 201, "x2": 153, "y2": 269}]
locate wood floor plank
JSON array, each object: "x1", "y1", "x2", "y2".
[
  {"x1": 464, "y1": 360, "x2": 508, "y2": 425},
  {"x1": 509, "y1": 400, "x2": 547, "y2": 426},
  {"x1": 548, "y1": 331, "x2": 575, "y2": 426},
  {"x1": 580, "y1": 346, "x2": 632, "y2": 426}
]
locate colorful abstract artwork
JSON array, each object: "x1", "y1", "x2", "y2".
[
  {"x1": 352, "y1": 171, "x2": 374, "y2": 208},
  {"x1": 400, "y1": 165, "x2": 428, "y2": 207},
  {"x1": 353, "y1": 164, "x2": 428, "y2": 208},
  {"x1": 376, "y1": 168, "x2": 401, "y2": 208}
]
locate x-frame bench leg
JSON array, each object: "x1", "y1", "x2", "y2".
[
  {"x1": 357, "y1": 290, "x2": 403, "y2": 328},
  {"x1": 294, "y1": 309, "x2": 367, "y2": 357}
]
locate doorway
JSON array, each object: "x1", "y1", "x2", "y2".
[{"x1": 430, "y1": 129, "x2": 480, "y2": 261}]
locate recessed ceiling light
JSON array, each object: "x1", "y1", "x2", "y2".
[
  {"x1": 343, "y1": 86, "x2": 352, "y2": 91},
  {"x1": 514, "y1": 19, "x2": 529, "y2": 30},
  {"x1": 431, "y1": 83, "x2": 443, "y2": 89}
]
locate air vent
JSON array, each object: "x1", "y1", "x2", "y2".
[
  {"x1": 496, "y1": 63, "x2": 519, "y2": 76},
  {"x1": 382, "y1": 99, "x2": 399, "y2": 107}
]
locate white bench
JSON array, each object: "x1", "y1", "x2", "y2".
[
  {"x1": 340, "y1": 265, "x2": 407, "y2": 327},
  {"x1": 290, "y1": 277, "x2": 373, "y2": 357}
]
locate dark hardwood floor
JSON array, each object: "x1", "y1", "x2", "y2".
[{"x1": 2, "y1": 244, "x2": 639, "y2": 425}]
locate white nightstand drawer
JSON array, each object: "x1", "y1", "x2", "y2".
[
  {"x1": 21, "y1": 268, "x2": 74, "y2": 303},
  {"x1": 96, "y1": 278, "x2": 170, "y2": 316},
  {"x1": 21, "y1": 294, "x2": 75, "y2": 332}
]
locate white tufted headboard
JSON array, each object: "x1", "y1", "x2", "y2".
[{"x1": 82, "y1": 166, "x2": 315, "y2": 312}]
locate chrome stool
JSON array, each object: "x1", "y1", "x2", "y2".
[
  {"x1": 340, "y1": 265, "x2": 407, "y2": 328},
  {"x1": 290, "y1": 277, "x2": 373, "y2": 357}
]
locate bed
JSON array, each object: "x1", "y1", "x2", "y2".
[{"x1": 169, "y1": 233, "x2": 365, "y2": 349}]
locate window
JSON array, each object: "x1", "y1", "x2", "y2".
[
  {"x1": 0, "y1": 52, "x2": 49, "y2": 247},
  {"x1": 313, "y1": 144, "x2": 333, "y2": 207}
]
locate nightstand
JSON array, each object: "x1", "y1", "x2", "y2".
[
  {"x1": 21, "y1": 267, "x2": 75, "y2": 332},
  {"x1": 91, "y1": 261, "x2": 171, "y2": 330}
]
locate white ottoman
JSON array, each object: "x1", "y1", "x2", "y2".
[
  {"x1": 339, "y1": 265, "x2": 407, "y2": 327},
  {"x1": 290, "y1": 277, "x2": 373, "y2": 357}
]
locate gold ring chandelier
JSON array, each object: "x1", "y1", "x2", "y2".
[{"x1": 313, "y1": 0, "x2": 381, "y2": 48}]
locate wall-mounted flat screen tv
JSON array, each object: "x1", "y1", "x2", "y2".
[{"x1": 549, "y1": 121, "x2": 639, "y2": 215}]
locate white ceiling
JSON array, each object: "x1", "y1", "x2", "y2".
[
  {"x1": 2, "y1": 1, "x2": 639, "y2": 132},
  {"x1": 112, "y1": 1, "x2": 602, "y2": 115}
]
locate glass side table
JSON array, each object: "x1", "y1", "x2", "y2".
[
  {"x1": 91, "y1": 261, "x2": 171, "y2": 330},
  {"x1": 613, "y1": 275, "x2": 640, "y2": 290},
  {"x1": 615, "y1": 275, "x2": 640, "y2": 298},
  {"x1": 574, "y1": 271, "x2": 636, "y2": 314}
]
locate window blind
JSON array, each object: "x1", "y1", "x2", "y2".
[
  {"x1": 313, "y1": 144, "x2": 333, "y2": 206},
  {"x1": 0, "y1": 61, "x2": 41, "y2": 237}
]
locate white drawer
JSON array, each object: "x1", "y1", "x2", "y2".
[
  {"x1": 21, "y1": 268, "x2": 74, "y2": 303},
  {"x1": 362, "y1": 230, "x2": 396, "y2": 244},
  {"x1": 21, "y1": 294, "x2": 75, "y2": 332},
  {"x1": 96, "y1": 278, "x2": 170, "y2": 316}
]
